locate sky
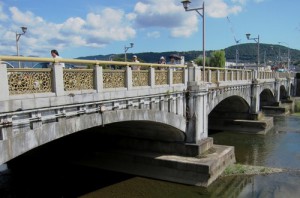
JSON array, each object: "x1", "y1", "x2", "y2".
[{"x1": 0, "y1": 0, "x2": 299, "y2": 59}]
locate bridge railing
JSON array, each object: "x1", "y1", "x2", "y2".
[
  {"x1": 0, "y1": 56, "x2": 187, "y2": 100},
  {"x1": 203, "y1": 67, "x2": 253, "y2": 84}
]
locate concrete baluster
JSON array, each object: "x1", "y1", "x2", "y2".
[
  {"x1": 168, "y1": 67, "x2": 173, "y2": 86},
  {"x1": 150, "y1": 66, "x2": 155, "y2": 88},
  {"x1": 0, "y1": 64, "x2": 9, "y2": 101},
  {"x1": 208, "y1": 70, "x2": 212, "y2": 83},
  {"x1": 183, "y1": 67, "x2": 188, "y2": 86},
  {"x1": 126, "y1": 65, "x2": 132, "y2": 90},
  {"x1": 94, "y1": 65, "x2": 103, "y2": 93},
  {"x1": 52, "y1": 64, "x2": 64, "y2": 96}
]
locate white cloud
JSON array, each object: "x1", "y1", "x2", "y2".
[
  {"x1": 0, "y1": 0, "x2": 249, "y2": 56},
  {"x1": 0, "y1": 5, "x2": 136, "y2": 56},
  {"x1": 0, "y1": 2, "x2": 8, "y2": 21},
  {"x1": 206, "y1": 0, "x2": 243, "y2": 18}
]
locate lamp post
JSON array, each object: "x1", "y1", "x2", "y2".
[
  {"x1": 246, "y1": 33, "x2": 259, "y2": 71},
  {"x1": 181, "y1": 0, "x2": 205, "y2": 81},
  {"x1": 278, "y1": 41, "x2": 290, "y2": 71},
  {"x1": 16, "y1": 26, "x2": 27, "y2": 68},
  {"x1": 124, "y1": 43, "x2": 134, "y2": 62}
]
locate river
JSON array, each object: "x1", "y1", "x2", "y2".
[{"x1": 1, "y1": 115, "x2": 300, "y2": 197}]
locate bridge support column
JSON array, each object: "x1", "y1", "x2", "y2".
[
  {"x1": 250, "y1": 81, "x2": 260, "y2": 114},
  {"x1": 186, "y1": 84, "x2": 208, "y2": 143},
  {"x1": 274, "y1": 78, "x2": 281, "y2": 102},
  {"x1": 0, "y1": 64, "x2": 9, "y2": 101}
]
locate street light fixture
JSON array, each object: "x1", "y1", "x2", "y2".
[
  {"x1": 16, "y1": 26, "x2": 27, "y2": 68},
  {"x1": 124, "y1": 43, "x2": 134, "y2": 62},
  {"x1": 181, "y1": 0, "x2": 206, "y2": 81},
  {"x1": 245, "y1": 33, "x2": 260, "y2": 70},
  {"x1": 278, "y1": 41, "x2": 290, "y2": 71}
]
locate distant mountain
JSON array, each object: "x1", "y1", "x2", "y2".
[{"x1": 77, "y1": 43, "x2": 300, "y2": 66}]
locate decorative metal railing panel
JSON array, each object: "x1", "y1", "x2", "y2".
[
  {"x1": 173, "y1": 70, "x2": 184, "y2": 84},
  {"x1": 103, "y1": 70, "x2": 126, "y2": 88},
  {"x1": 8, "y1": 69, "x2": 52, "y2": 95},
  {"x1": 233, "y1": 71, "x2": 237, "y2": 81},
  {"x1": 211, "y1": 70, "x2": 217, "y2": 83},
  {"x1": 155, "y1": 70, "x2": 168, "y2": 85},
  {"x1": 219, "y1": 71, "x2": 225, "y2": 81},
  {"x1": 227, "y1": 72, "x2": 231, "y2": 81},
  {"x1": 63, "y1": 69, "x2": 94, "y2": 91},
  {"x1": 133, "y1": 70, "x2": 149, "y2": 87}
]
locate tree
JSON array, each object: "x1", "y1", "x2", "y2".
[
  {"x1": 210, "y1": 50, "x2": 226, "y2": 67},
  {"x1": 194, "y1": 57, "x2": 210, "y2": 66}
]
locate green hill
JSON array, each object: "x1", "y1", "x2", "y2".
[{"x1": 77, "y1": 43, "x2": 300, "y2": 66}]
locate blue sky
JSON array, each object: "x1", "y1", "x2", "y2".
[{"x1": 0, "y1": 0, "x2": 299, "y2": 58}]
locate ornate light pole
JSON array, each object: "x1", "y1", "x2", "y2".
[
  {"x1": 181, "y1": 0, "x2": 205, "y2": 81},
  {"x1": 246, "y1": 33, "x2": 260, "y2": 70},
  {"x1": 124, "y1": 43, "x2": 134, "y2": 62},
  {"x1": 16, "y1": 26, "x2": 27, "y2": 68}
]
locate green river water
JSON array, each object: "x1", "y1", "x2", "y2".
[{"x1": 1, "y1": 115, "x2": 300, "y2": 198}]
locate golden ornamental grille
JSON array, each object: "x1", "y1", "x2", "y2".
[
  {"x1": 211, "y1": 71, "x2": 217, "y2": 83},
  {"x1": 103, "y1": 70, "x2": 126, "y2": 88},
  {"x1": 8, "y1": 69, "x2": 52, "y2": 95},
  {"x1": 219, "y1": 71, "x2": 225, "y2": 81},
  {"x1": 233, "y1": 71, "x2": 238, "y2": 80},
  {"x1": 227, "y1": 72, "x2": 231, "y2": 81},
  {"x1": 155, "y1": 70, "x2": 168, "y2": 85},
  {"x1": 133, "y1": 70, "x2": 149, "y2": 87},
  {"x1": 63, "y1": 69, "x2": 94, "y2": 91},
  {"x1": 173, "y1": 71, "x2": 184, "y2": 84}
]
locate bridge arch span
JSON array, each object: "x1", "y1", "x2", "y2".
[
  {"x1": 0, "y1": 109, "x2": 186, "y2": 165},
  {"x1": 260, "y1": 88, "x2": 276, "y2": 108},
  {"x1": 207, "y1": 86, "x2": 251, "y2": 114},
  {"x1": 102, "y1": 109, "x2": 186, "y2": 142},
  {"x1": 208, "y1": 95, "x2": 251, "y2": 132}
]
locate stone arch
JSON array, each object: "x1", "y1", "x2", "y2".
[
  {"x1": 260, "y1": 89, "x2": 276, "y2": 108},
  {"x1": 207, "y1": 86, "x2": 251, "y2": 114},
  {"x1": 280, "y1": 85, "x2": 288, "y2": 100},
  {"x1": 208, "y1": 95, "x2": 251, "y2": 132},
  {"x1": 1, "y1": 109, "x2": 186, "y2": 165}
]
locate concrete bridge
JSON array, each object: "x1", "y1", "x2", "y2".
[{"x1": 0, "y1": 56, "x2": 295, "y2": 186}]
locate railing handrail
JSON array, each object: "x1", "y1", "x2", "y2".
[{"x1": 0, "y1": 55, "x2": 186, "y2": 68}]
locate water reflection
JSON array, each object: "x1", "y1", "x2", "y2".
[{"x1": 1, "y1": 115, "x2": 300, "y2": 197}]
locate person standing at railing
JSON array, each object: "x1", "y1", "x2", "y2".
[
  {"x1": 49, "y1": 49, "x2": 65, "y2": 68},
  {"x1": 158, "y1": 56, "x2": 166, "y2": 70},
  {"x1": 131, "y1": 55, "x2": 140, "y2": 70}
]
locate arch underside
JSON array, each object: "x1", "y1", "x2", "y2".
[{"x1": 1, "y1": 109, "x2": 186, "y2": 165}]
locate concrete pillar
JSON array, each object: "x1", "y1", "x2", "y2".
[
  {"x1": 183, "y1": 68, "x2": 188, "y2": 86},
  {"x1": 185, "y1": 85, "x2": 208, "y2": 143},
  {"x1": 94, "y1": 65, "x2": 103, "y2": 93},
  {"x1": 286, "y1": 77, "x2": 292, "y2": 97},
  {"x1": 168, "y1": 67, "x2": 173, "y2": 86},
  {"x1": 52, "y1": 64, "x2": 64, "y2": 96},
  {"x1": 150, "y1": 67, "x2": 155, "y2": 88},
  {"x1": 0, "y1": 64, "x2": 9, "y2": 101},
  {"x1": 250, "y1": 82, "x2": 260, "y2": 114},
  {"x1": 176, "y1": 94, "x2": 183, "y2": 115},
  {"x1": 208, "y1": 70, "x2": 212, "y2": 83},
  {"x1": 187, "y1": 62, "x2": 201, "y2": 83},
  {"x1": 126, "y1": 66, "x2": 132, "y2": 90},
  {"x1": 274, "y1": 79, "x2": 281, "y2": 102}
]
